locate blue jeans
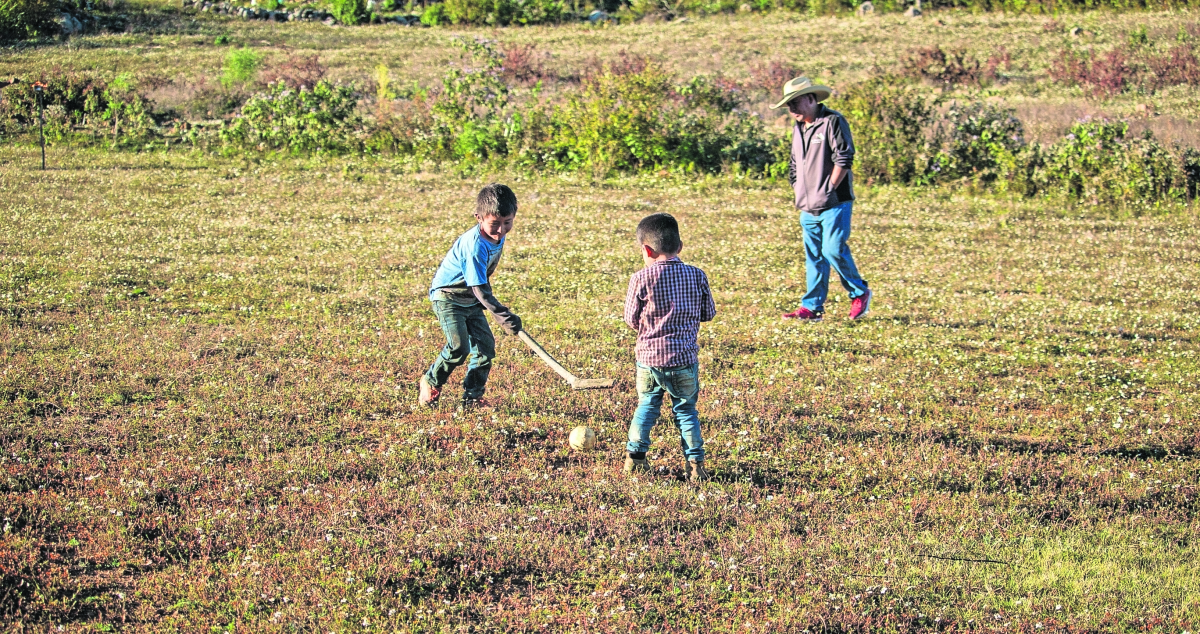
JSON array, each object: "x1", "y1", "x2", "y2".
[
  {"x1": 800, "y1": 201, "x2": 869, "y2": 313},
  {"x1": 423, "y1": 300, "x2": 495, "y2": 400},
  {"x1": 626, "y1": 362, "x2": 704, "y2": 461}
]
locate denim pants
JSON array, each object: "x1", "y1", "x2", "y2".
[
  {"x1": 626, "y1": 362, "x2": 705, "y2": 461},
  {"x1": 423, "y1": 300, "x2": 495, "y2": 400},
  {"x1": 800, "y1": 201, "x2": 869, "y2": 313}
]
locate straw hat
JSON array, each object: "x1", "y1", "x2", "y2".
[{"x1": 772, "y1": 76, "x2": 833, "y2": 109}]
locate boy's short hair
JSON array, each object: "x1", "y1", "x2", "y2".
[
  {"x1": 636, "y1": 213, "x2": 682, "y2": 255},
  {"x1": 476, "y1": 183, "x2": 518, "y2": 219}
]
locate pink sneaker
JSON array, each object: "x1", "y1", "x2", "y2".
[
  {"x1": 849, "y1": 289, "x2": 872, "y2": 320},
  {"x1": 782, "y1": 307, "x2": 823, "y2": 321}
]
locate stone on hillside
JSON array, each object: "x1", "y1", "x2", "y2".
[
  {"x1": 59, "y1": 12, "x2": 84, "y2": 34},
  {"x1": 857, "y1": 1, "x2": 873, "y2": 15},
  {"x1": 904, "y1": 5, "x2": 921, "y2": 16},
  {"x1": 738, "y1": 3, "x2": 753, "y2": 11}
]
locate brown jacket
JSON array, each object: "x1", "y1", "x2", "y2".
[{"x1": 787, "y1": 104, "x2": 856, "y2": 213}]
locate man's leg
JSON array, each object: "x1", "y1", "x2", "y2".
[
  {"x1": 462, "y1": 305, "x2": 495, "y2": 401},
  {"x1": 800, "y1": 210, "x2": 830, "y2": 313},
  {"x1": 424, "y1": 301, "x2": 471, "y2": 390},
  {"x1": 821, "y1": 201, "x2": 869, "y2": 300}
]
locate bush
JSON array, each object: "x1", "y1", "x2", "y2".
[
  {"x1": 746, "y1": 59, "x2": 802, "y2": 94},
  {"x1": 929, "y1": 102, "x2": 1026, "y2": 185},
  {"x1": 0, "y1": 72, "x2": 154, "y2": 146},
  {"x1": 0, "y1": 0, "x2": 58, "y2": 41},
  {"x1": 546, "y1": 62, "x2": 772, "y2": 175},
  {"x1": 444, "y1": 0, "x2": 514, "y2": 24},
  {"x1": 1039, "y1": 121, "x2": 1194, "y2": 210},
  {"x1": 441, "y1": 0, "x2": 561, "y2": 24},
  {"x1": 499, "y1": 43, "x2": 547, "y2": 86},
  {"x1": 331, "y1": 0, "x2": 367, "y2": 24},
  {"x1": 1051, "y1": 47, "x2": 1131, "y2": 97},
  {"x1": 902, "y1": 46, "x2": 984, "y2": 86},
  {"x1": 259, "y1": 54, "x2": 327, "y2": 90},
  {"x1": 1051, "y1": 41, "x2": 1200, "y2": 97},
  {"x1": 513, "y1": 0, "x2": 563, "y2": 24},
  {"x1": 419, "y1": 2, "x2": 444, "y2": 25},
  {"x1": 220, "y1": 80, "x2": 363, "y2": 154},
  {"x1": 549, "y1": 62, "x2": 675, "y2": 172},
  {"x1": 222, "y1": 49, "x2": 265, "y2": 88},
  {"x1": 831, "y1": 76, "x2": 937, "y2": 185}
]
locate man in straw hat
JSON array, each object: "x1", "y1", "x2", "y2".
[{"x1": 774, "y1": 77, "x2": 872, "y2": 322}]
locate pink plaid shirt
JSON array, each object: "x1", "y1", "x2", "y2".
[{"x1": 624, "y1": 258, "x2": 716, "y2": 368}]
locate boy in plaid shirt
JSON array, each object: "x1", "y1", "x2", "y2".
[{"x1": 622, "y1": 213, "x2": 716, "y2": 483}]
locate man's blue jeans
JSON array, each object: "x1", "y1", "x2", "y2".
[
  {"x1": 423, "y1": 300, "x2": 495, "y2": 400},
  {"x1": 800, "y1": 201, "x2": 870, "y2": 313},
  {"x1": 626, "y1": 362, "x2": 705, "y2": 461}
]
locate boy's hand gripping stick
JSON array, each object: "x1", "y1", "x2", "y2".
[{"x1": 518, "y1": 331, "x2": 614, "y2": 390}]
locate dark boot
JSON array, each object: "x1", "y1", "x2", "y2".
[{"x1": 623, "y1": 452, "x2": 651, "y2": 474}]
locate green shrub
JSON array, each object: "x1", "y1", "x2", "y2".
[
  {"x1": 445, "y1": 0, "x2": 515, "y2": 23},
  {"x1": 514, "y1": 0, "x2": 563, "y2": 23},
  {"x1": 549, "y1": 62, "x2": 675, "y2": 172},
  {"x1": 1039, "y1": 120, "x2": 1192, "y2": 210},
  {"x1": 419, "y1": 2, "x2": 444, "y2": 24},
  {"x1": 222, "y1": 49, "x2": 265, "y2": 88},
  {"x1": 220, "y1": 80, "x2": 363, "y2": 154},
  {"x1": 0, "y1": 72, "x2": 153, "y2": 146},
  {"x1": 0, "y1": 0, "x2": 59, "y2": 41},
  {"x1": 929, "y1": 102, "x2": 1026, "y2": 185},
  {"x1": 831, "y1": 76, "x2": 937, "y2": 185},
  {"x1": 331, "y1": 0, "x2": 367, "y2": 24},
  {"x1": 546, "y1": 63, "x2": 773, "y2": 175}
]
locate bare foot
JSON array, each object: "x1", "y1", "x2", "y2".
[{"x1": 418, "y1": 376, "x2": 440, "y2": 406}]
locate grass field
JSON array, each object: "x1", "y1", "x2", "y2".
[
  {"x1": 3, "y1": 145, "x2": 1198, "y2": 631},
  {"x1": 3, "y1": 6, "x2": 1200, "y2": 632}
]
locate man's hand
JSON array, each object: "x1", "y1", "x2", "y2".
[{"x1": 831, "y1": 164, "x2": 849, "y2": 189}]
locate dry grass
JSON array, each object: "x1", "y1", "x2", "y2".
[{"x1": 1, "y1": 144, "x2": 1198, "y2": 631}]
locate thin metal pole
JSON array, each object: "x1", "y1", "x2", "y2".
[{"x1": 36, "y1": 87, "x2": 45, "y2": 170}]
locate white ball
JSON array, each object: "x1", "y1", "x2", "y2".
[{"x1": 568, "y1": 426, "x2": 596, "y2": 451}]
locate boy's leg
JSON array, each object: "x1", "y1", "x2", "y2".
[
  {"x1": 820, "y1": 201, "x2": 869, "y2": 299},
  {"x1": 626, "y1": 363, "x2": 665, "y2": 457},
  {"x1": 800, "y1": 210, "x2": 830, "y2": 314},
  {"x1": 661, "y1": 363, "x2": 704, "y2": 462},
  {"x1": 462, "y1": 305, "x2": 496, "y2": 401},
  {"x1": 423, "y1": 301, "x2": 472, "y2": 390}
]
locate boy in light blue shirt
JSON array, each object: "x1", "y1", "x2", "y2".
[{"x1": 419, "y1": 183, "x2": 522, "y2": 406}]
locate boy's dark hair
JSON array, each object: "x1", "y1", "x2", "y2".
[
  {"x1": 476, "y1": 183, "x2": 518, "y2": 219},
  {"x1": 636, "y1": 213, "x2": 682, "y2": 255}
]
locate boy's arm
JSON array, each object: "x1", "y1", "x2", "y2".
[
  {"x1": 464, "y1": 238, "x2": 521, "y2": 335},
  {"x1": 699, "y1": 271, "x2": 716, "y2": 322},
  {"x1": 471, "y1": 284, "x2": 522, "y2": 335},
  {"x1": 623, "y1": 274, "x2": 644, "y2": 331}
]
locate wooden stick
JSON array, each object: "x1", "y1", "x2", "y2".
[{"x1": 518, "y1": 331, "x2": 613, "y2": 390}]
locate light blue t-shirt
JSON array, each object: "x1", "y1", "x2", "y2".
[{"x1": 428, "y1": 226, "x2": 505, "y2": 303}]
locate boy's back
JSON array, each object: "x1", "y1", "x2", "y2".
[{"x1": 624, "y1": 259, "x2": 716, "y2": 369}]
